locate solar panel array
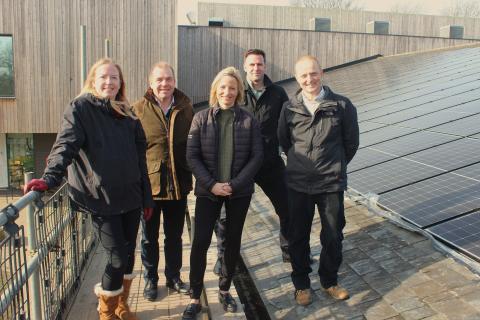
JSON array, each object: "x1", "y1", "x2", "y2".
[{"x1": 282, "y1": 45, "x2": 480, "y2": 262}]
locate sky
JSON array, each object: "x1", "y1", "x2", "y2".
[{"x1": 177, "y1": 0, "x2": 457, "y2": 24}]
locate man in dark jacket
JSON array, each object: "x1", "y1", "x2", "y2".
[
  {"x1": 213, "y1": 49, "x2": 295, "y2": 274},
  {"x1": 132, "y1": 62, "x2": 193, "y2": 300},
  {"x1": 278, "y1": 56, "x2": 359, "y2": 306}
]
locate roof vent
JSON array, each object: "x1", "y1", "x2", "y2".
[
  {"x1": 208, "y1": 17, "x2": 224, "y2": 27},
  {"x1": 366, "y1": 21, "x2": 389, "y2": 35},
  {"x1": 309, "y1": 18, "x2": 331, "y2": 32},
  {"x1": 440, "y1": 25, "x2": 464, "y2": 39}
]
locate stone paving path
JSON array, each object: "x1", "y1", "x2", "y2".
[{"x1": 241, "y1": 190, "x2": 480, "y2": 320}]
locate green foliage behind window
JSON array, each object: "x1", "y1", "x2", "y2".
[{"x1": 0, "y1": 36, "x2": 14, "y2": 97}]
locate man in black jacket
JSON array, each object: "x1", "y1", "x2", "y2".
[
  {"x1": 213, "y1": 49, "x2": 294, "y2": 274},
  {"x1": 278, "y1": 56, "x2": 359, "y2": 306}
]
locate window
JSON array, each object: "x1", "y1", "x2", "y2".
[{"x1": 0, "y1": 35, "x2": 14, "y2": 97}]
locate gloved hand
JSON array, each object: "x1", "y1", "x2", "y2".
[
  {"x1": 143, "y1": 207, "x2": 153, "y2": 222},
  {"x1": 24, "y1": 179, "x2": 49, "y2": 194}
]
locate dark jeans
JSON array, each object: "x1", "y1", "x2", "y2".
[
  {"x1": 141, "y1": 199, "x2": 186, "y2": 283},
  {"x1": 91, "y1": 209, "x2": 141, "y2": 291},
  {"x1": 214, "y1": 158, "x2": 289, "y2": 257},
  {"x1": 189, "y1": 196, "x2": 251, "y2": 299},
  {"x1": 288, "y1": 189, "x2": 345, "y2": 290}
]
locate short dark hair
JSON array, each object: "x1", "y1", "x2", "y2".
[{"x1": 244, "y1": 48, "x2": 266, "y2": 62}]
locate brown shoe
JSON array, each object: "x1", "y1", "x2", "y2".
[
  {"x1": 294, "y1": 289, "x2": 312, "y2": 306},
  {"x1": 324, "y1": 285, "x2": 349, "y2": 300},
  {"x1": 94, "y1": 283, "x2": 122, "y2": 320},
  {"x1": 115, "y1": 274, "x2": 139, "y2": 320}
]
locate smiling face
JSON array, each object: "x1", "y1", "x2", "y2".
[
  {"x1": 295, "y1": 58, "x2": 323, "y2": 98},
  {"x1": 92, "y1": 63, "x2": 121, "y2": 100},
  {"x1": 149, "y1": 66, "x2": 176, "y2": 101},
  {"x1": 216, "y1": 75, "x2": 238, "y2": 109},
  {"x1": 244, "y1": 54, "x2": 266, "y2": 84}
]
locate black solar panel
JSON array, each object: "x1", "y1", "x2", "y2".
[
  {"x1": 427, "y1": 212, "x2": 480, "y2": 261},
  {"x1": 370, "y1": 131, "x2": 458, "y2": 157},
  {"x1": 405, "y1": 138, "x2": 480, "y2": 171},
  {"x1": 379, "y1": 173, "x2": 480, "y2": 228},
  {"x1": 428, "y1": 114, "x2": 480, "y2": 137},
  {"x1": 400, "y1": 110, "x2": 473, "y2": 130},
  {"x1": 360, "y1": 126, "x2": 418, "y2": 147},
  {"x1": 471, "y1": 133, "x2": 480, "y2": 139},
  {"x1": 347, "y1": 148, "x2": 396, "y2": 173},
  {"x1": 348, "y1": 158, "x2": 443, "y2": 195},
  {"x1": 452, "y1": 162, "x2": 480, "y2": 181},
  {"x1": 359, "y1": 121, "x2": 386, "y2": 133}
]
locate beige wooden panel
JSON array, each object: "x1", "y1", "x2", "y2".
[
  {"x1": 177, "y1": 26, "x2": 478, "y2": 105},
  {"x1": 0, "y1": 0, "x2": 176, "y2": 133},
  {"x1": 198, "y1": 2, "x2": 480, "y2": 39}
]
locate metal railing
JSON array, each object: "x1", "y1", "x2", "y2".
[{"x1": 0, "y1": 174, "x2": 97, "y2": 320}]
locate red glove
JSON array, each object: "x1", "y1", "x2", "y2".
[
  {"x1": 24, "y1": 179, "x2": 49, "y2": 194},
  {"x1": 143, "y1": 207, "x2": 153, "y2": 222}
]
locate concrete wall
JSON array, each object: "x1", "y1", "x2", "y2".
[
  {"x1": 197, "y1": 2, "x2": 480, "y2": 39},
  {"x1": 177, "y1": 26, "x2": 478, "y2": 104}
]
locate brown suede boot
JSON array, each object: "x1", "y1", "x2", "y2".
[
  {"x1": 115, "y1": 274, "x2": 139, "y2": 320},
  {"x1": 94, "y1": 283, "x2": 122, "y2": 320}
]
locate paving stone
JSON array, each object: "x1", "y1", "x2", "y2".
[
  {"x1": 343, "y1": 248, "x2": 370, "y2": 264},
  {"x1": 350, "y1": 258, "x2": 383, "y2": 275},
  {"x1": 423, "y1": 268, "x2": 472, "y2": 290},
  {"x1": 391, "y1": 296, "x2": 424, "y2": 312},
  {"x1": 429, "y1": 298, "x2": 480, "y2": 319},
  {"x1": 365, "y1": 246, "x2": 398, "y2": 262},
  {"x1": 461, "y1": 290, "x2": 480, "y2": 312},
  {"x1": 379, "y1": 256, "x2": 414, "y2": 275},
  {"x1": 346, "y1": 288, "x2": 382, "y2": 307},
  {"x1": 396, "y1": 245, "x2": 431, "y2": 262},
  {"x1": 363, "y1": 300, "x2": 399, "y2": 320},
  {"x1": 393, "y1": 269, "x2": 430, "y2": 286},
  {"x1": 409, "y1": 280, "x2": 446, "y2": 299},
  {"x1": 383, "y1": 285, "x2": 416, "y2": 304},
  {"x1": 422, "y1": 291, "x2": 457, "y2": 304},
  {"x1": 400, "y1": 305, "x2": 436, "y2": 320}
]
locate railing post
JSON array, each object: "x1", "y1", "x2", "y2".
[{"x1": 25, "y1": 172, "x2": 42, "y2": 320}]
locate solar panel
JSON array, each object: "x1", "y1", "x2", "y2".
[
  {"x1": 400, "y1": 110, "x2": 473, "y2": 130},
  {"x1": 360, "y1": 126, "x2": 418, "y2": 147},
  {"x1": 371, "y1": 131, "x2": 458, "y2": 157},
  {"x1": 451, "y1": 162, "x2": 480, "y2": 181},
  {"x1": 348, "y1": 158, "x2": 443, "y2": 195},
  {"x1": 379, "y1": 173, "x2": 480, "y2": 228},
  {"x1": 359, "y1": 121, "x2": 386, "y2": 133},
  {"x1": 471, "y1": 133, "x2": 480, "y2": 139},
  {"x1": 427, "y1": 212, "x2": 480, "y2": 261},
  {"x1": 428, "y1": 114, "x2": 480, "y2": 137},
  {"x1": 347, "y1": 148, "x2": 396, "y2": 173},
  {"x1": 405, "y1": 138, "x2": 480, "y2": 171}
]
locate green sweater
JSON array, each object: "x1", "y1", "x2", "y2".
[{"x1": 217, "y1": 108, "x2": 234, "y2": 183}]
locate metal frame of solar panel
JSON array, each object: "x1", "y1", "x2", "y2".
[{"x1": 428, "y1": 113, "x2": 480, "y2": 137}]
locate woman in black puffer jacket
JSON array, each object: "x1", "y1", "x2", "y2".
[{"x1": 182, "y1": 67, "x2": 263, "y2": 319}]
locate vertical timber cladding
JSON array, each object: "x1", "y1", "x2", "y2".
[
  {"x1": 0, "y1": 0, "x2": 177, "y2": 134},
  {"x1": 176, "y1": 26, "x2": 479, "y2": 105},
  {"x1": 197, "y1": 2, "x2": 480, "y2": 39}
]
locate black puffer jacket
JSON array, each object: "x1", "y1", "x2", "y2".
[
  {"x1": 242, "y1": 75, "x2": 289, "y2": 166},
  {"x1": 278, "y1": 86, "x2": 359, "y2": 194},
  {"x1": 186, "y1": 105, "x2": 263, "y2": 200},
  {"x1": 43, "y1": 93, "x2": 154, "y2": 215}
]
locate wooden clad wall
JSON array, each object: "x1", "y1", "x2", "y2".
[
  {"x1": 0, "y1": 0, "x2": 176, "y2": 133},
  {"x1": 177, "y1": 26, "x2": 478, "y2": 105},
  {"x1": 198, "y1": 2, "x2": 480, "y2": 39}
]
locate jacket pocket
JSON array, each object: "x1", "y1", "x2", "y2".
[{"x1": 147, "y1": 160, "x2": 162, "y2": 195}]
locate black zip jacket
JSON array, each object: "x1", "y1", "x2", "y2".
[
  {"x1": 43, "y1": 93, "x2": 154, "y2": 215},
  {"x1": 186, "y1": 105, "x2": 263, "y2": 200},
  {"x1": 242, "y1": 75, "x2": 289, "y2": 165},
  {"x1": 277, "y1": 86, "x2": 359, "y2": 194}
]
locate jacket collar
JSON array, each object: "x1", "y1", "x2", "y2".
[
  {"x1": 212, "y1": 104, "x2": 241, "y2": 118},
  {"x1": 288, "y1": 86, "x2": 337, "y2": 115},
  {"x1": 244, "y1": 74, "x2": 273, "y2": 92},
  {"x1": 144, "y1": 88, "x2": 191, "y2": 111}
]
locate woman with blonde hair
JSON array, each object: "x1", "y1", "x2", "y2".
[
  {"x1": 182, "y1": 67, "x2": 263, "y2": 319},
  {"x1": 25, "y1": 58, "x2": 153, "y2": 320}
]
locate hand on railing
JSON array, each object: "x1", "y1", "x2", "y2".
[
  {"x1": 23, "y1": 179, "x2": 49, "y2": 194},
  {"x1": 143, "y1": 207, "x2": 153, "y2": 222}
]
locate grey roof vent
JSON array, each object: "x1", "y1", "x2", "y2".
[
  {"x1": 309, "y1": 18, "x2": 331, "y2": 32},
  {"x1": 440, "y1": 25, "x2": 464, "y2": 39},
  {"x1": 366, "y1": 21, "x2": 389, "y2": 35},
  {"x1": 208, "y1": 17, "x2": 224, "y2": 27}
]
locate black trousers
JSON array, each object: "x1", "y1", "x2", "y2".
[
  {"x1": 288, "y1": 189, "x2": 345, "y2": 290},
  {"x1": 140, "y1": 199, "x2": 186, "y2": 282},
  {"x1": 189, "y1": 196, "x2": 251, "y2": 299},
  {"x1": 91, "y1": 208, "x2": 141, "y2": 291},
  {"x1": 215, "y1": 158, "x2": 289, "y2": 256}
]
